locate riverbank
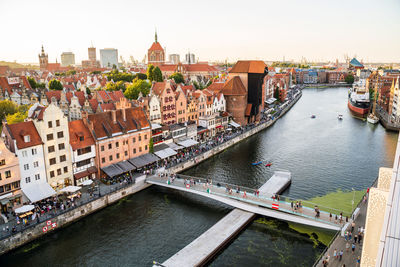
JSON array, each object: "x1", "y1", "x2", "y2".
[
  {"x1": 305, "y1": 83, "x2": 352, "y2": 88},
  {"x1": 0, "y1": 91, "x2": 303, "y2": 256}
]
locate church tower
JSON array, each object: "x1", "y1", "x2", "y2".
[
  {"x1": 38, "y1": 45, "x2": 48, "y2": 70},
  {"x1": 147, "y1": 30, "x2": 165, "y2": 66}
]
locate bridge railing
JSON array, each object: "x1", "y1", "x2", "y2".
[{"x1": 149, "y1": 174, "x2": 343, "y2": 227}]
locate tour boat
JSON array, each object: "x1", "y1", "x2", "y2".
[
  {"x1": 265, "y1": 163, "x2": 272, "y2": 167},
  {"x1": 338, "y1": 114, "x2": 343, "y2": 120},
  {"x1": 367, "y1": 113, "x2": 379, "y2": 124},
  {"x1": 348, "y1": 80, "x2": 370, "y2": 115},
  {"x1": 252, "y1": 161, "x2": 263, "y2": 166},
  {"x1": 311, "y1": 115, "x2": 316, "y2": 119}
]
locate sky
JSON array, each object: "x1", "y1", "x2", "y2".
[{"x1": 0, "y1": 0, "x2": 399, "y2": 64}]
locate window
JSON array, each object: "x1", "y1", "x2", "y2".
[
  {"x1": 145, "y1": 145, "x2": 148, "y2": 150},
  {"x1": 101, "y1": 145, "x2": 104, "y2": 152},
  {"x1": 139, "y1": 147, "x2": 142, "y2": 152},
  {"x1": 139, "y1": 135, "x2": 141, "y2": 141},
  {"x1": 77, "y1": 147, "x2": 91, "y2": 155},
  {"x1": 33, "y1": 161, "x2": 39, "y2": 168},
  {"x1": 5, "y1": 171, "x2": 11, "y2": 178},
  {"x1": 22, "y1": 151, "x2": 27, "y2": 157},
  {"x1": 79, "y1": 136, "x2": 84, "y2": 141},
  {"x1": 124, "y1": 151, "x2": 128, "y2": 156},
  {"x1": 64, "y1": 167, "x2": 68, "y2": 173},
  {"x1": 109, "y1": 155, "x2": 113, "y2": 161},
  {"x1": 145, "y1": 134, "x2": 148, "y2": 140},
  {"x1": 48, "y1": 121, "x2": 53, "y2": 128},
  {"x1": 32, "y1": 148, "x2": 37, "y2": 155},
  {"x1": 48, "y1": 145, "x2": 55, "y2": 153},
  {"x1": 60, "y1": 155, "x2": 66, "y2": 162},
  {"x1": 5, "y1": 184, "x2": 11, "y2": 192},
  {"x1": 47, "y1": 134, "x2": 54, "y2": 141},
  {"x1": 116, "y1": 153, "x2": 120, "y2": 159},
  {"x1": 116, "y1": 142, "x2": 119, "y2": 148},
  {"x1": 24, "y1": 135, "x2": 30, "y2": 142},
  {"x1": 0, "y1": 159, "x2": 5, "y2": 166},
  {"x1": 57, "y1": 169, "x2": 62, "y2": 175},
  {"x1": 101, "y1": 157, "x2": 105, "y2": 163},
  {"x1": 133, "y1": 148, "x2": 136, "y2": 154},
  {"x1": 57, "y1": 131, "x2": 64, "y2": 138},
  {"x1": 56, "y1": 120, "x2": 60, "y2": 127},
  {"x1": 108, "y1": 143, "x2": 112, "y2": 149},
  {"x1": 23, "y1": 164, "x2": 29, "y2": 170},
  {"x1": 0, "y1": 173, "x2": 2, "y2": 180},
  {"x1": 58, "y1": 143, "x2": 65, "y2": 150},
  {"x1": 35, "y1": 174, "x2": 40, "y2": 180},
  {"x1": 12, "y1": 181, "x2": 20, "y2": 189},
  {"x1": 25, "y1": 177, "x2": 31, "y2": 183},
  {"x1": 50, "y1": 171, "x2": 55, "y2": 178},
  {"x1": 50, "y1": 158, "x2": 56, "y2": 165},
  {"x1": 132, "y1": 137, "x2": 136, "y2": 143},
  {"x1": 77, "y1": 159, "x2": 91, "y2": 168}
]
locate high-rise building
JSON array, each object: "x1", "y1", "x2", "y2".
[
  {"x1": 88, "y1": 47, "x2": 96, "y2": 61},
  {"x1": 61, "y1": 52, "x2": 75, "y2": 67},
  {"x1": 169, "y1": 54, "x2": 180, "y2": 64},
  {"x1": 100, "y1": 48, "x2": 118, "y2": 68},
  {"x1": 38, "y1": 45, "x2": 48, "y2": 70},
  {"x1": 185, "y1": 53, "x2": 196, "y2": 64}
]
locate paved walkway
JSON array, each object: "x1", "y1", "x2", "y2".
[{"x1": 316, "y1": 197, "x2": 368, "y2": 267}]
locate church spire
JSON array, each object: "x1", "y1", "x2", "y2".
[{"x1": 155, "y1": 28, "x2": 158, "y2": 43}]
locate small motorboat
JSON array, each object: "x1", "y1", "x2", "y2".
[
  {"x1": 311, "y1": 115, "x2": 316, "y2": 119},
  {"x1": 265, "y1": 163, "x2": 272, "y2": 167},
  {"x1": 367, "y1": 113, "x2": 379, "y2": 124},
  {"x1": 338, "y1": 114, "x2": 343, "y2": 120},
  {"x1": 252, "y1": 161, "x2": 263, "y2": 166}
]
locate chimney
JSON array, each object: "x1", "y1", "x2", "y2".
[
  {"x1": 111, "y1": 110, "x2": 117, "y2": 124},
  {"x1": 122, "y1": 108, "x2": 126, "y2": 122}
]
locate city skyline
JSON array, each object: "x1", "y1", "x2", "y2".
[{"x1": 0, "y1": 0, "x2": 400, "y2": 64}]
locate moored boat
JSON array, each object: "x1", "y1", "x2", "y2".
[
  {"x1": 338, "y1": 114, "x2": 343, "y2": 120},
  {"x1": 348, "y1": 80, "x2": 370, "y2": 115},
  {"x1": 252, "y1": 161, "x2": 263, "y2": 166},
  {"x1": 367, "y1": 113, "x2": 379, "y2": 124}
]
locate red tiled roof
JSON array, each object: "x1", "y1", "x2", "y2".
[
  {"x1": 230, "y1": 60, "x2": 267, "y2": 74},
  {"x1": 148, "y1": 42, "x2": 164, "y2": 52},
  {"x1": 151, "y1": 82, "x2": 166, "y2": 96},
  {"x1": 100, "y1": 103, "x2": 115, "y2": 112},
  {"x1": 88, "y1": 107, "x2": 150, "y2": 140},
  {"x1": 222, "y1": 76, "x2": 247, "y2": 96},
  {"x1": 68, "y1": 119, "x2": 95, "y2": 150},
  {"x1": 6, "y1": 121, "x2": 43, "y2": 149},
  {"x1": 207, "y1": 82, "x2": 224, "y2": 93},
  {"x1": 89, "y1": 99, "x2": 98, "y2": 112}
]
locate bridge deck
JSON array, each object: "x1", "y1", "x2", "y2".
[{"x1": 147, "y1": 175, "x2": 342, "y2": 231}]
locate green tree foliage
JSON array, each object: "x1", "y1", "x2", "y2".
[
  {"x1": 135, "y1": 73, "x2": 147, "y2": 80},
  {"x1": 27, "y1": 77, "x2": 37, "y2": 89},
  {"x1": 48, "y1": 79, "x2": 63, "y2": 90},
  {"x1": 106, "y1": 69, "x2": 135, "y2": 83},
  {"x1": 153, "y1": 66, "x2": 163, "y2": 82},
  {"x1": 149, "y1": 138, "x2": 154, "y2": 153},
  {"x1": 124, "y1": 78, "x2": 151, "y2": 100},
  {"x1": 90, "y1": 70, "x2": 101, "y2": 75},
  {"x1": 147, "y1": 64, "x2": 155, "y2": 82},
  {"x1": 273, "y1": 86, "x2": 280, "y2": 101},
  {"x1": 104, "y1": 81, "x2": 126, "y2": 92},
  {"x1": 169, "y1": 72, "x2": 184, "y2": 84},
  {"x1": 345, "y1": 73, "x2": 355, "y2": 84},
  {"x1": 0, "y1": 100, "x2": 18, "y2": 122},
  {"x1": 6, "y1": 110, "x2": 27, "y2": 124},
  {"x1": 36, "y1": 82, "x2": 46, "y2": 88},
  {"x1": 66, "y1": 70, "x2": 76, "y2": 76},
  {"x1": 86, "y1": 87, "x2": 92, "y2": 96}
]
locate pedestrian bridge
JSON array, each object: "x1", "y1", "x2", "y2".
[{"x1": 146, "y1": 174, "x2": 343, "y2": 231}]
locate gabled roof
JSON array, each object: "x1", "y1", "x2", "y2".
[
  {"x1": 207, "y1": 82, "x2": 224, "y2": 93},
  {"x1": 350, "y1": 58, "x2": 364, "y2": 68},
  {"x1": 6, "y1": 121, "x2": 43, "y2": 149},
  {"x1": 148, "y1": 42, "x2": 164, "y2": 52},
  {"x1": 222, "y1": 76, "x2": 247, "y2": 96},
  {"x1": 68, "y1": 119, "x2": 95, "y2": 150},
  {"x1": 230, "y1": 60, "x2": 267, "y2": 74},
  {"x1": 88, "y1": 99, "x2": 98, "y2": 112}
]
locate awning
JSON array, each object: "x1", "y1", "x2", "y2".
[
  {"x1": 216, "y1": 125, "x2": 223, "y2": 129},
  {"x1": 15, "y1": 205, "x2": 35, "y2": 214},
  {"x1": 0, "y1": 192, "x2": 13, "y2": 200},
  {"x1": 116, "y1": 161, "x2": 136, "y2": 172},
  {"x1": 153, "y1": 143, "x2": 169, "y2": 152},
  {"x1": 81, "y1": 180, "x2": 93, "y2": 186},
  {"x1": 74, "y1": 167, "x2": 97, "y2": 180},
  {"x1": 229, "y1": 121, "x2": 241, "y2": 128},
  {"x1": 102, "y1": 164, "x2": 124, "y2": 178},
  {"x1": 22, "y1": 183, "x2": 56, "y2": 203},
  {"x1": 168, "y1": 142, "x2": 184, "y2": 151},
  {"x1": 151, "y1": 123, "x2": 162, "y2": 130},
  {"x1": 154, "y1": 148, "x2": 177, "y2": 159},
  {"x1": 177, "y1": 139, "x2": 199, "y2": 148},
  {"x1": 128, "y1": 153, "x2": 159, "y2": 168},
  {"x1": 60, "y1": 186, "x2": 82, "y2": 193},
  {"x1": 266, "y1": 98, "x2": 277, "y2": 105}
]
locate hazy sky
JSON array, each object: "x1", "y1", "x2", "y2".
[{"x1": 1, "y1": 0, "x2": 399, "y2": 64}]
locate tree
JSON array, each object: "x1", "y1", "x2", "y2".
[
  {"x1": 169, "y1": 72, "x2": 184, "y2": 84},
  {"x1": 124, "y1": 78, "x2": 151, "y2": 100},
  {"x1": 66, "y1": 70, "x2": 76, "y2": 76},
  {"x1": 104, "y1": 81, "x2": 126, "y2": 92},
  {"x1": 6, "y1": 110, "x2": 27, "y2": 124},
  {"x1": 48, "y1": 79, "x2": 63, "y2": 90},
  {"x1": 0, "y1": 100, "x2": 17, "y2": 122},
  {"x1": 273, "y1": 86, "x2": 280, "y2": 101},
  {"x1": 135, "y1": 73, "x2": 147, "y2": 80},
  {"x1": 27, "y1": 77, "x2": 37, "y2": 89},
  {"x1": 345, "y1": 73, "x2": 354, "y2": 84},
  {"x1": 86, "y1": 87, "x2": 91, "y2": 96},
  {"x1": 153, "y1": 66, "x2": 163, "y2": 82},
  {"x1": 147, "y1": 64, "x2": 155, "y2": 82},
  {"x1": 36, "y1": 82, "x2": 46, "y2": 88},
  {"x1": 149, "y1": 138, "x2": 154, "y2": 153}
]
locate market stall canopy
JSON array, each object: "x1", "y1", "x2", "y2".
[
  {"x1": 154, "y1": 147, "x2": 177, "y2": 159},
  {"x1": 116, "y1": 160, "x2": 136, "y2": 173},
  {"x1": 15, "y1": 205, "x2": 35, "y2": 214},
  {"x1": 22, "y1": 183, "x2": 56, "y2": 203},
  {"x1": 177, "y1": 139, "x2": 199, "y2": 148},
  {"x1": 128, "y1": 153, "x2": 159, "y2": 168},
  {"x1": 81, "y1": 180, "x2": 93, "y2": 186},
  {"x1": 229, "y1": 121, "x2": 241, "y2": 128},
  {"x1": 102, "y1": 164, "x2": 125, "y2": 178},
  {"x1": 60, "y1": 186, "x2": 82, "y2": 193},
  {"x1": 168, "y1": 142, "x2": 184, "y2": 151}
]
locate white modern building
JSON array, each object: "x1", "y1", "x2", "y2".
[{"x1": 100, "y1": 48, "x2": 118, "y2": 68}]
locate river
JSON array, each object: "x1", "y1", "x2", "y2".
[{"x1": 0, "y1": 87, "x2": 397, "y2": 266}]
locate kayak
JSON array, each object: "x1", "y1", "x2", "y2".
[
  {"x1": 265, "y1": 163, "x2": 272, "y2": 167},
  {"x1": 252, "y1": 161, "x2": 263, "y2": 166},
  {"x1": 311, "y1": 115, "x2": 316, "y2": 119}
]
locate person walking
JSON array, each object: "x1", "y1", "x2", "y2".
[
  {"x1": 351, "y1": 243, "x2": 356, "y2": 254},
  {"x1": 358, "y1": 232, "x2": 362, "y2": 244},
  {"x1": 344, "y1": 231, "x2": 348, "y2": 241},
  {"x1": 346, "y1": 242, "x2": 350, "y2": 252},
  {"x1": 348, "y1": 232, "x2": 352, "y2": 241},
  {"x1": 333, "y1": 249, "x2": 337, "y2": 259},
  {"x1": 291, "y1": 201, "x2": 294, "y2": 211},
  {"x1": 339, "y1": 250, "x2": 343, "y2": 261},
  {"x1": 351, "y1": 221, "x2": 355, "y2": 232},
  {"x1": 354, "y1": 234, "x2": 358, "y2": 243},
  {"x1": 329, "y1": 213, "x2": 332, "y2": 221}
]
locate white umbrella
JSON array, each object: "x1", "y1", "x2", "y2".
[
  {"x1": 81, "y1": 180, "x2": 93, "y2": 186},
  {"x1": 15, "y1": 205, "x2": 35, "y2": 214},
  {"x1": 60, "y1": 186, "x2": 82, "y2": 193}
]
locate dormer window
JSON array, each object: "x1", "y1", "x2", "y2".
[
  {"x1": 24, "y1": 135, "x2": 30, "y2": 143},
  {"x1": 79, "y1": 136, "x2": 84, "y2": 141}
]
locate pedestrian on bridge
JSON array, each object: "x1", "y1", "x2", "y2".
[
  {"x1": 339, "y1": 250, "x2": 343, "y2": 261},
  {"x1": 291, "y1": 201, "x2": 294, "y2": 210}
]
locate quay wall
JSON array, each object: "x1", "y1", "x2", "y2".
[{"x1": 0, "y1": 92, "x2": 302, "y2": 255}]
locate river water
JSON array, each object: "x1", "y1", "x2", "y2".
[{"x1": 0, "y1": 87, "x2": 397, "y2": 267}]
